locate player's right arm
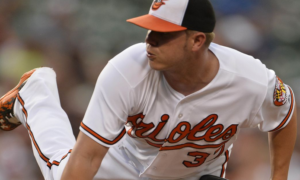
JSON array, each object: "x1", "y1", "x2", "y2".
[
  {"x1": 60, "y1": 44, "x2": 146, "y2": 179},
  {"x1": 61, "y1": 132, "x2": 109, "y2": 180},
  {"x1": 60, "y1": 45, "x2": 143, "y2": 179}
]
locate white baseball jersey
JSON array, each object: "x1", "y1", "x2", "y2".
[{"x1": 80, "y1": 43, "x2": 295, "y2": 179}]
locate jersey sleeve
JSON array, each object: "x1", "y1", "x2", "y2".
[
  {"x1": 80, "y1": 62, "x2": 133, "y2": 147},
  {"x1": 254, "y1": 69, "x2": 295, "y2": 132}
]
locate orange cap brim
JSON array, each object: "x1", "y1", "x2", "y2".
[{"x1": 127, "y1": 14, "x2": 187, "y2": 32}]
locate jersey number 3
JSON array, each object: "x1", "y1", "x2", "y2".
[{"x1": 183, "y1": 151, "x2": 210, "y2": 167}]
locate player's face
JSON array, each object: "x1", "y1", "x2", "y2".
[{"x1": 145, "y1": 30, "x2": 192, "y2": 71}]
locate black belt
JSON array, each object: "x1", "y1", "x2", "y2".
[{"x1": 199, "y1": 175, "x2": 228, "y2": 180}]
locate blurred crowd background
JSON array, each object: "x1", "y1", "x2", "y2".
[{"x1": 0, "y1": 0, "x2": 299, "y2": 179}]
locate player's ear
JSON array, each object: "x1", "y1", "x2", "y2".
[{"x1": 190, "y1": 31, "x2": 206, "y2": 51}]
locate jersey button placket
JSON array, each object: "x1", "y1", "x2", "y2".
[{"x1": 164, "y1": 99, "x2": 189, "y2": 146}]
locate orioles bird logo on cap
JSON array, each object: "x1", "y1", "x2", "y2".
[{"x1": 152, "y1": 0, "x2": 167, "y2": 10}]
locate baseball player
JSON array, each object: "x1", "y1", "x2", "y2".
[{"x1": 0, "y1": 0, "x2": 297, "y2": 180}]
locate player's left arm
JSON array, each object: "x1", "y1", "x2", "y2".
[{"x1": 268, "y1": 102, "x2": 297, "y2": 180}]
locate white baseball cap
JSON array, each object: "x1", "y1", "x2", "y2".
[{"x1": 127, "y1": 0, "x2": 216, "y2": 33}]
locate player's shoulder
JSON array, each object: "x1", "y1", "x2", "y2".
[
  {"x1": 108, "y1": 43, "x2": 154, "y2": 87},
  {"x1": 210, "y1": 43, "x2": 269, "y2": 86}
]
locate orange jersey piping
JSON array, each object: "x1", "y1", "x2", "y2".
[
  {"x1": 80, "y1": 122, "x2": 125, "y2": 145},
  {"x1": 220, "y1": 150, "x2": 229, "y2": 178}
]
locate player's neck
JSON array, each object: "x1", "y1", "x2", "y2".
[{"x1": 163, "y1": 49, "x2": 219, "y2": 96}]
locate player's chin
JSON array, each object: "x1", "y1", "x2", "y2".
[{"x1": 148, "y1": 60, "x2": 167, "y2": 71}]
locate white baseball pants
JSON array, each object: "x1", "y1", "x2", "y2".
[{"x1": 13, "y1": 68, "x2": 141, "y2": 180}]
